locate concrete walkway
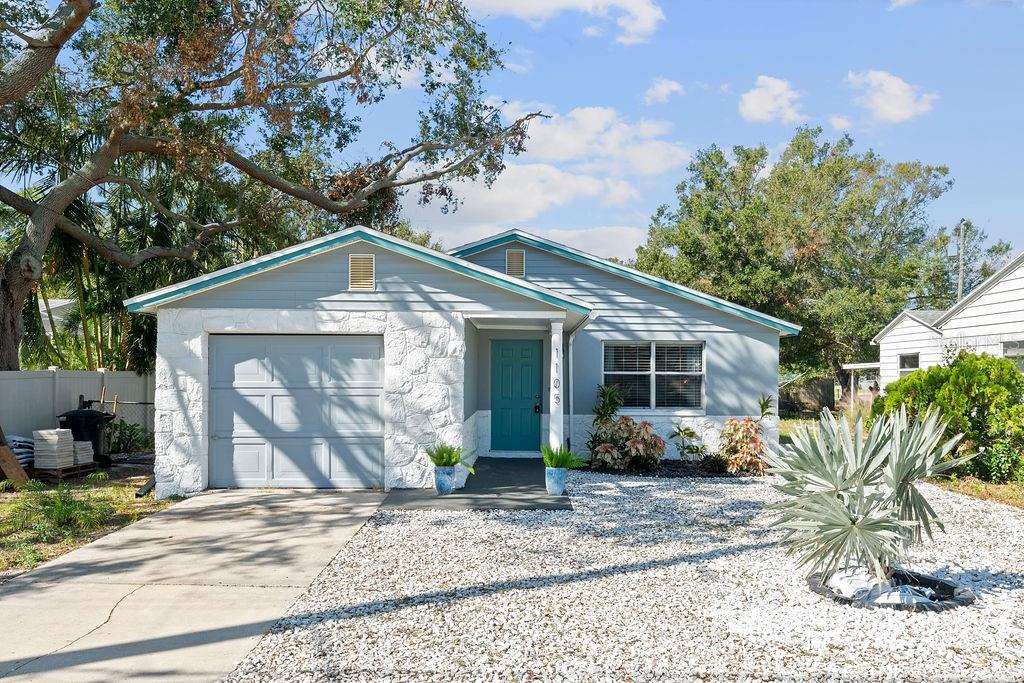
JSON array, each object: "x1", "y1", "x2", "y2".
[
  {"x1": 381, "y1": 457, "x2": 572, "y2": 511},
  {"x1": 0, "y1": 489, "x2": 383, "y2": 682}
]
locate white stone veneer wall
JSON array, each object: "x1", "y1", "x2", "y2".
[
  {"x1": 154, "y1": 307, "x2": 465, "y2": 498},
  {"x1": 567, "y1": 414, "x2": 780, "y2": 460}
]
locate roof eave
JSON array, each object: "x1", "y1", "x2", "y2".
[
  {"x1": 450, "y1": 230, "x2": 802, "y2": 336},
  {"x1": 124, "y1": 227, "x2": 593, "y2": 316}
]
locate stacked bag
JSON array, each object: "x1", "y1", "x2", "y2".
[
  {"x1": 32, "y1": 429, "x2": 74, "y2": 469},
  {"x1": 73, "y1": 441, "x2": 94, "y2": 465},
  {"x1": 6, "y1": 434, "x2": 34, "y2": 469}
]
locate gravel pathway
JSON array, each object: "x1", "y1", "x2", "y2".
[{"x1": 227, "y1": 473, "x2": 1024, "y2": 682}]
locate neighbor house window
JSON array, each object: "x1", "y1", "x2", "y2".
[
  {"x1": 348, "y1": 254, "x2": 375, "y2": 290},
  {"x1": 898, "y1": 353, "x2": 920, "y2": 377},
  {"x1": 1003, "y1": 342, "x2": 1024, "y2": 373},
  {"x1": 603, "y1": 342, "x2": 704, "y2": 409},
  {"x1": 505, "y1": 249, "x2": 525, "y2": 277}
]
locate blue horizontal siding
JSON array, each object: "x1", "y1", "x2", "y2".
[
  {"x1": 464, "y1": 242, "x2": 780, "y2": 416},
  {"x1": 173, "y1": 243, "x2": 564, "y2": 314}
]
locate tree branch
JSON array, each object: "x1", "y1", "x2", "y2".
[
  {"x1": 0, "y1": 0, "x2": 97, "y2": 106},
  {"x1": 182, "y1": 20, "x2": 401, "y2": 112},
  {"x1": 0, "y1": 184, "x2": 223, "y2": 267},
  {"x1": 99, "y1": 175, "x2": 240, "y2": 235},
  {"x1": 121, "y1": 112, "x2": 542, "y2": 216}
]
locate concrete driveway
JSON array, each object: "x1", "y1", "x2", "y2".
[{"x1": 0, "y1": 489, "x2": 383, "y2": 682}]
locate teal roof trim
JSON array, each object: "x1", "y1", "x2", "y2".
[
  {"x1": 125, "y1": 229, "x2": 592, "y2": 315},
  {"x1": 451, "y1": 232, "x2": 801, "y2": 336}
]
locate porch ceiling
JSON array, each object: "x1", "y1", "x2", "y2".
[{"x1": 465, "y1": 310, "x2": 593, "y2": 332}]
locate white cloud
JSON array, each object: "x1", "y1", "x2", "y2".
[
  {"x1": 829, "y1": 114, "x2": 853, "y2": 130},
  {"x1": 531, "y1": 226, "x2": 648, "y2": 258},
  {"x1": 402, "y1": 163, "x2": 639, "y2": 248},
  {"x1": 888, "y1": 0, "x2": 922, "y2": 8},
  {"x1": 466, "y1": 0, "x2": 665, "y2": 45},
  {"x1": 582, "y1": 24, "x2": 605, "y2": 37},
  {"x1": 644, "y1": 77, "x2": 685, "y2": 104},
  {"x1": 738, "y1": 75, "x2": 806, "y2": 124},
  {"x1": 846, "y1": 69, "x2": 937, "y2": 123},
  {"x1": 498, "y1": 101, "x2": 691, "y2": 176}
]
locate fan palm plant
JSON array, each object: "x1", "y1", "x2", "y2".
[{"x1": 764, "y1": 406, "x2": 972, "y2": 581}]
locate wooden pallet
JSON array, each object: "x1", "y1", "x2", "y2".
[{"x1": 28, "y1": 462, "x2": 99, "y2": 483}]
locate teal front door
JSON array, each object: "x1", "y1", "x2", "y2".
[{"x1": 491, "y1": 340, "x2": 542, "y2": 451}]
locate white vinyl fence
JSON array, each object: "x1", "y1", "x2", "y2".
[{"x1": 0, "y1": 369, "x2": 155, "y2": 437}]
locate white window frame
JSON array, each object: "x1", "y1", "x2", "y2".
[
  {"x1": 602, "y1": 341, "x2": 706, "y2": 413},
  {"x1": 1002, "y1": 341, "x2": 1024, "y2": 373},
  {"x1": 897, "y1": 352, "x2": 920, "y2": 377},
  {"x1": 505, "y1": 249, "x2": 526, "y2": 277},
  {"x1": 348, "y1": 253, "x2": 376, "y2": 291}
]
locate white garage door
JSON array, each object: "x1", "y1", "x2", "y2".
[{"x1": 209, "y1": 334, "x2": 384, "y2": 488}]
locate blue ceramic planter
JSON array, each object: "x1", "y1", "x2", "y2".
[
  {"x1": 545, "y1": 467, "x2": 567, "y2": 495},
  {"x1": 434, "y1": 466, "x2": 455, "y2": 495}
]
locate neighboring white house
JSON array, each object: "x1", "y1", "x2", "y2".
[{"x1": 873, "y1": 251, "x2": 1024, "y2": 387}]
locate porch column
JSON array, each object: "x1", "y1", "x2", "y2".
[{"x1": 549, "y1": 320, "x2": 564, "y2": 449}]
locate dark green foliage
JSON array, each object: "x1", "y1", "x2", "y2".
[
  {"x1": 107, "y1": 418, "x2": 152, "y2": 454},
  {"x1": 972, "y1": 442, "x2": 1024, "y2": 484},
  {"x1": 635, "y1": 128, "x2": 1010, "y2": 379},
  {"x1": 700, "y1": 452, "x2": 730, "y2": 474},
  {"x1": 873, "y1": 351, "x2": 1024, "y2": 482},
  {"x1": 873, "y1": 352, "x2": 1024, "y2": 448}
]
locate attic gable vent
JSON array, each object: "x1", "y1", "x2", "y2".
[
  {"x1": 348, "y1": 254, "x2": 375, "y2": 290},
  {"x1": 505, "y1": 249, "x2": 525, "y2": 277}
]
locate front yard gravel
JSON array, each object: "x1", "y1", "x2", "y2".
[{"x1": 227, "y1": 473, "x2": 1024, "y2": 682}]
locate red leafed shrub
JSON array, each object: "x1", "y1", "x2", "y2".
[
  {"x1": 590, "y1": 416, "x2": 667, "y2": 472},
  {"x1": 720, "y1": 417, "x2": 767, "y2": 475}
]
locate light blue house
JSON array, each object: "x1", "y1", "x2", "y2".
[{"x1": 126, "y1": 227, "x2": 799, "y2": 498}]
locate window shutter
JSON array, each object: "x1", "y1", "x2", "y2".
[
  {"x1": 348, "y1": 254, "x2": 375, "y2": 290},
  {"x1": 505, "y1": 249, "x2": 525, "y2": 277}
]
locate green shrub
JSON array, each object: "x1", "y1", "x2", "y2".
[
  {"x1": 424, "y1": 444, "x2": 475, "y2": 474},
  {"x1": 107, "y1": 418, "x2": 153, "y2": 454},
  {"x1": 669, "y1": 425, "x2": 708, "y2": 460},
  {"x1": 700, "y1": 451, "x2": 730, "y2": 474},
  {"x1": 873, "y1": 351, "x2": 1024, "y2": 451},
  {"x1": 972, "y1": 441, "x2": 1024, "y2": 484},
  {"x1": 541, "y1": 445, "x2": 587, "y2": 469}
]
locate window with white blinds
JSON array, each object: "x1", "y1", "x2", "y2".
[
  {"x1": 505, "y1": 249, "x2": 525, "y2": 277},
  {"x1": 603, "y1": 342, "x2": 704, "y2": 409},
  {"x1": 348, "y1": 254, "x2": 375, "y2": 290}
]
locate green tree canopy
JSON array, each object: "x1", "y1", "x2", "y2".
[{"x1": 635, "y1": 128, "x2": 1004, "y2": 379}]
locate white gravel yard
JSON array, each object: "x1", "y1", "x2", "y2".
[{"x1": 227, "y1": 473, "x2": 1024, "y2": 682}]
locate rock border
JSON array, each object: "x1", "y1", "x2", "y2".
[{"x1": 808, "y1": 569, "x2": 976, "y2": 612}]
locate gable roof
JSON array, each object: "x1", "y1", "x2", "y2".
[
  {"x1": 871, "y1": 309, "x2": 945, "y2": 344},
  {"x1": 932, "y1": 250, "x2": 1024, "y2": 328},
  {"x1": 449, "y1": 229, "x2": 802, "y2": 336},
  {"x1": 124, "y1": 226, "x2": 594, "y2": 315}
]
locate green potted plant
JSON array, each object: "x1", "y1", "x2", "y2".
[
  {"x1": 541, "y1": 445, "x2": 586, "y2": 495},
  {"x1": 425, "y1": 444, "x2": 474, "y2": 495}
]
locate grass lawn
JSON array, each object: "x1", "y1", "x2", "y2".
[
  {"x1": 0, "y1": 471, "x2": 172, "y2": 573},
  {"x1": 933, "y1": 476, "x2": 1024, "y2": 510},
  {"x1": 778, "y1": 417, "x2": 815, "y2": 444}
]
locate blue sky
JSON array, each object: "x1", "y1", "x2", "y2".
[{"x1": 352, "y1": 0, "x2": 1024, "y2": 257}]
